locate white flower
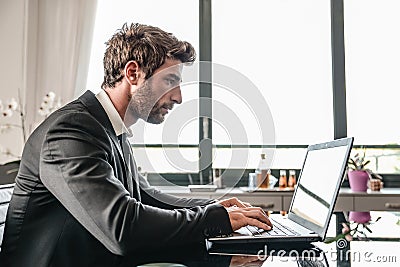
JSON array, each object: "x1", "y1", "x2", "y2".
[
  {"x1": 7, "y1": 98, "x2": 18, "y2": 111},
  {"x1": 38, "y1": 106, "x2": 48, "y2": 116},
  {"x1": 2, "y1": 109, "x2": 13, "y2": 117},
  {"x1": 1, "y1": 91, "x2": 63, "y2": 159},
  {"x1": 38, "y1": 93, "x2": 61, "y2": 117},
  {"x1": 44, "y1": 91, "x2": 56, "y2": 101},
  {"x1": 42, "y1": 99, "x2": 50, "y2": 107},
  {"x1": 40, "y1": 101, "x2": 49, "y2": 109}
]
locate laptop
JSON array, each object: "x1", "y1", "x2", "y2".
[{"x1": 208, "y1": 137, "x2": 354, "y2": 245}]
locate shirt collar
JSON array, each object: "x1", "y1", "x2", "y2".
[{"x1": 96, "y1": 90, "x2": 132, "y2": 137}]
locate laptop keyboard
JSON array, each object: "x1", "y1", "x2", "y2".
[{"x1": 246, "y1": 218, "x2": 300, "y2": 236}]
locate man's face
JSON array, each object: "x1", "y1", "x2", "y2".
[{"x1": 128, "y1": 59, "x2": 183, "y2": 124}]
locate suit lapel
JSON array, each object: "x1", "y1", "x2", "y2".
[
  {"x1": 108, "y1": 130, "x2": 127, "y2": 168},
  {"x1": 78, "y1": 91, "x2": 133, "y2": 195},
  {"x1": 78, "y1": 91, "x2": 126, "y2": 167}
]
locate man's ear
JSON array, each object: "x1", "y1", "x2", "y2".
[{"x1": 124, "y1": 61, "x2": 141, "y2": 85}]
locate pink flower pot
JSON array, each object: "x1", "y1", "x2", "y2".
[
  {"x1": 348, "y1": 170, "x2": 369, "y2": 192},
  {"x1": 349, "y1": 211, "x2": 371, "y2": 224}
]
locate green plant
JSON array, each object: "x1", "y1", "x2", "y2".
[{"x1": 348, "y1": 148, "x2": 371, "y2": 171}]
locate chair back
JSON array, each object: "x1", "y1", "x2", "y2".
[
  {"x1": 0, "y1": 160, "x2": 19, "y2": 185},
  {"x1": 0, "y1": 183, "x2": 14, "y2": 251}
]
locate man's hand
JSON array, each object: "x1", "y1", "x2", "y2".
[
  {"x1": 217, "y1": 197, "x2": 252, "y2": 208},
  {"x1": 226, "y1": 206, "x2": 272, "y2": 231}
]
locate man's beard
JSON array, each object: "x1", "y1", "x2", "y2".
[{"x1": 127, "y1": 80, "x2": 171, "y2": 124}]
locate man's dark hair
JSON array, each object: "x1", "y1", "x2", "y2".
[{"x1": 101, "y1": 23, "x2": 196, "y2": 89}]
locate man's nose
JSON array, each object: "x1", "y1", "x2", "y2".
[{"x1": 170, "y1": 86, "x2": 182, "y2": 104}]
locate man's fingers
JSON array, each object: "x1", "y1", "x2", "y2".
[
  {"x1": 228, "y1": 197, "x2": 247, "y2": 208},
  {"x1": 226, "y1": 205, "x2": 240, "y2": 212},
  {"x1": 243, "y1": 202, "x2": 252, "y2": 207},
  {"x1": 227, "y1": 207, "x2": 273, "y2": 231},
  {"x1": 242, "y1": 209, "x2": 272, "y2": 228},
  {"x1": 246, "y1": 217, "x2": 271, "y2": 231},
  {"x1": 242, "y1": 207, "x2": 272, "y2": 227}
]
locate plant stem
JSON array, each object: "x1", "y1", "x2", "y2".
[{"x1": 17, "y1": 88, "x2": 27, "y2": 143}]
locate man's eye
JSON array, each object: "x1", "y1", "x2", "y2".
[{"x1": 165, "y1": 79, "x2": 177, "y2": 87}]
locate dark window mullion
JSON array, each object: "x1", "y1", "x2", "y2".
[
  {"x1": 199, "y1": 0, "x2": 212, "y2": 184},
  {"x1": 331, "y1": 0, "x2": 347, "y2": 139}
]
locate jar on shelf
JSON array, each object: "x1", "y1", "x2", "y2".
[
  {"x1": 256, "y1": 153, "x2": 270, "y2": 188},
  {"x1": 288, "y1": 170, "x2": 297, "y2": 189},
  {"x1": 279, "y1": 170, "x2": 287, "y2": 189}
]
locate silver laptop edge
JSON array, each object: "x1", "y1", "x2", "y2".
[
  {"x1": 208, "y1": 137, "x2": 354, "y2": 244},
  {"x1": 287, "y1": 137, "x2": 354, "y2": 241}
]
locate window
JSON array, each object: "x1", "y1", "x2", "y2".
[
  {"x1": 86, "y1": 0, "x2": 400, "y2": 176},
  {"x1": 344, "y1": 0, "x2": 400, "y2": 145},
  {"x1": 212, "y1": 0, "x2": 333, "y2": 169},
  {"x1": 344, "y1": 0, "x2": 400, "y2": 174}
]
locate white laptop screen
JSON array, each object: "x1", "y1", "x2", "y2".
[{"x1": 290, "y1": 145, "x2": 349, "y2": 227}]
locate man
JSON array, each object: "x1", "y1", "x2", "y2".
[{"x1": 1, "y1": 23, "x2": 271, "y2": 266}]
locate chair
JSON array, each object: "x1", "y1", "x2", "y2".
[
  {"x1": 0, "y1": 183, "x2": 14, "y2": 251},
  {"x1": 0, "y1": 160, "x2": 20, "y2": 185}
]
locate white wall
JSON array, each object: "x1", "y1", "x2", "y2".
[
  {"x1": 0, "y1": 0, "x2": 27, "y2": 163},
  {"x1": 0, "y1": 0, "x2": 97, "y2": 164}
]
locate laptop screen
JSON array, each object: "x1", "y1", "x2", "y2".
[{"x1": 289, "y1": 144, "x2": 350, "y2": 228}]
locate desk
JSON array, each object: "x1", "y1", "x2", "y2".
[
  {"x1": 158, "y1": 186, "x2": 400, "y2": 211},
  {"x1": 121, "y1": 187, "x2": 399, "y2": 266}
]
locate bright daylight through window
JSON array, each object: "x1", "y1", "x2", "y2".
[{"x1": 86, "y1": 0, "x2": 400, "y2": 175}]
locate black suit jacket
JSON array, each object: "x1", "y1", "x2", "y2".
[{"x1": 0, "y1": 91, "x2": 232, "y2": 267}]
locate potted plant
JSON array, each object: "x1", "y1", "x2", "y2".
[{"x1": 347, "y1": 149, "x2": 371, "y2": 192}]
